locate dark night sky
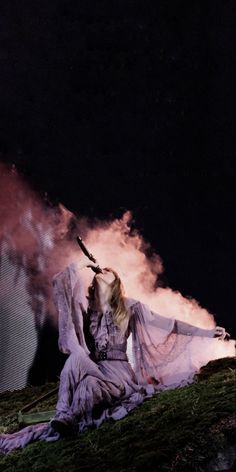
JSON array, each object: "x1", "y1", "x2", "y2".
[{"x1": 0, "y1": 1, "x2": 235, "y2": 336}]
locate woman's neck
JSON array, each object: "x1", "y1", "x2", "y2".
[{"x1": 97, "y1": 284, "x2": 111, "y2": 312}]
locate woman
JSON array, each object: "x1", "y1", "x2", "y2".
[
  {"x1": 0, "y1": 259, "x2": 230, "y2": 453},
  {"x1": 49, "y1": 258, "x2": 228, "y2": 435}
]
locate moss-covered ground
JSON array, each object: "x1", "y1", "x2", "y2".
[{"x1": 0, "y1": 357, "x2": 235, "y2": 472}]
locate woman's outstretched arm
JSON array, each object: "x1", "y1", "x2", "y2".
[
  {"x1": 172, "y1": 318, "x2": 229, "y2": 339},
  {"x1": 129, "y1": 300, "x2": 230, "y2": 340}
]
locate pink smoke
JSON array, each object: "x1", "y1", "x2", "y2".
[{"x1": 0, "y1": 162, "x2": 234, "y2": 364}]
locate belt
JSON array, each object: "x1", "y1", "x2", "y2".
[{"x1": 95, "y1": 349, "x2": 128, "y2": 362}]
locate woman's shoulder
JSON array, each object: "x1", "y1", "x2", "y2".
[
  {"x1": 52, "y1": 262, "x2": 78, "y2": 281},
  {"x1": 124, "y1": 297, "x2": 140, "y2": 310}
]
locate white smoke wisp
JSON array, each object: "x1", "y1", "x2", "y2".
[{"x1": 0, "y1": 162, "x2": 235, "y2": 375}]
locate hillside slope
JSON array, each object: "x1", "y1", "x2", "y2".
[{"x1": 0, "y1": 357, "x2": 235, "y2": 472}]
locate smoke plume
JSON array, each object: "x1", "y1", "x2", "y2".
[{"x1": 0, "y1": 162, "x2": 234, "y2": 390}]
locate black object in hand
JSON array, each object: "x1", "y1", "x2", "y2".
[
  {"x1": 76, "y1": 236, "x2": 103, "y2": 274},
  {"x1": 76, "y1": 236, "x2": 96, "y2": 263},
  {"x1": 87, "y1": 265, "x2": 103, "y2": 274}
]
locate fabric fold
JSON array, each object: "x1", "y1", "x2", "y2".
[
  {"x1": 1, "y1": 263, "x2": 234, "y2": 455},
  {"x1": 52, "y1": 262, "x2": 89, "y2": 355}
]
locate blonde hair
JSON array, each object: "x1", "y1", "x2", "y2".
[{"x1": 88, "y1": 268, "x2": 129, "y2": 329}]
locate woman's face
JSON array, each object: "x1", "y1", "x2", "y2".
[{"x1": 95, "y1": 268, "x2": 116, "y2": 286}]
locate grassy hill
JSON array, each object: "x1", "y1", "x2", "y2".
[{"x1": 0, "y1": 357, "x2": 235, "y2": 472}]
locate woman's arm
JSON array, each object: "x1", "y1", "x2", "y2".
[
  {"x1": 130, "y1": 300, "x2": 230, "y2": 340},
  {"x1": 148, "y1": 303, "x2": 229, "y2": 340},
  {"x1": 173, "y1": 319, "x2": 229, "y2": 339},
  {"x1": 52, "y1": 261, "x2": 90, "y2": 355}
]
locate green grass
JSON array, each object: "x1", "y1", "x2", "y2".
[{"x1": 0, "y1": 357, "x2": 235, "y2": 472}]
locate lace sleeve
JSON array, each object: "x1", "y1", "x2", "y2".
[
  {"x1": 173, "y1": 319, "x2": 215, "y2": 338},
  {"x1": 52, "y1": 263, "x2": 90, "y2": 355},
  {"x1": 130, "y1": 301, "x2": 183, "y2": 385},
  {"x1": 130, "y1": 301, "x2": 234, "y2": 389}
]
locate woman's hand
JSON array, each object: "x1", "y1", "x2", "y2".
[
  {"x1": 77, "y1": 256, "x2": 97, "y2": 270},
  {"x1": 77, "y1": 257, "x2": 102, "y2": 273},
  {"x1": 86, "y1": 262, "x2": 103, "y2": 274},
  {"x1": 213, "y1": 326, "x2": 230, "y2": 340}
]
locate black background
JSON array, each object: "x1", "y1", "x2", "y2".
[{"x1": 0, "y1": 1, "x2": 235, "y2": 337}]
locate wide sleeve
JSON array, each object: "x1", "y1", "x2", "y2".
[
  {"x1": 129, "y1": 300, "x2": 234, "y2": 389},
  {"x1": 173, "y1": 319, "x2": 215, "y2": 338},
  {"x1": 52, "y1": 262, "x2": 90, "y2": 356}
]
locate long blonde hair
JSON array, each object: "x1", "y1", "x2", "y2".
[{"x1": 88, "y1": 268, "x2": 129, "y2": 329}]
